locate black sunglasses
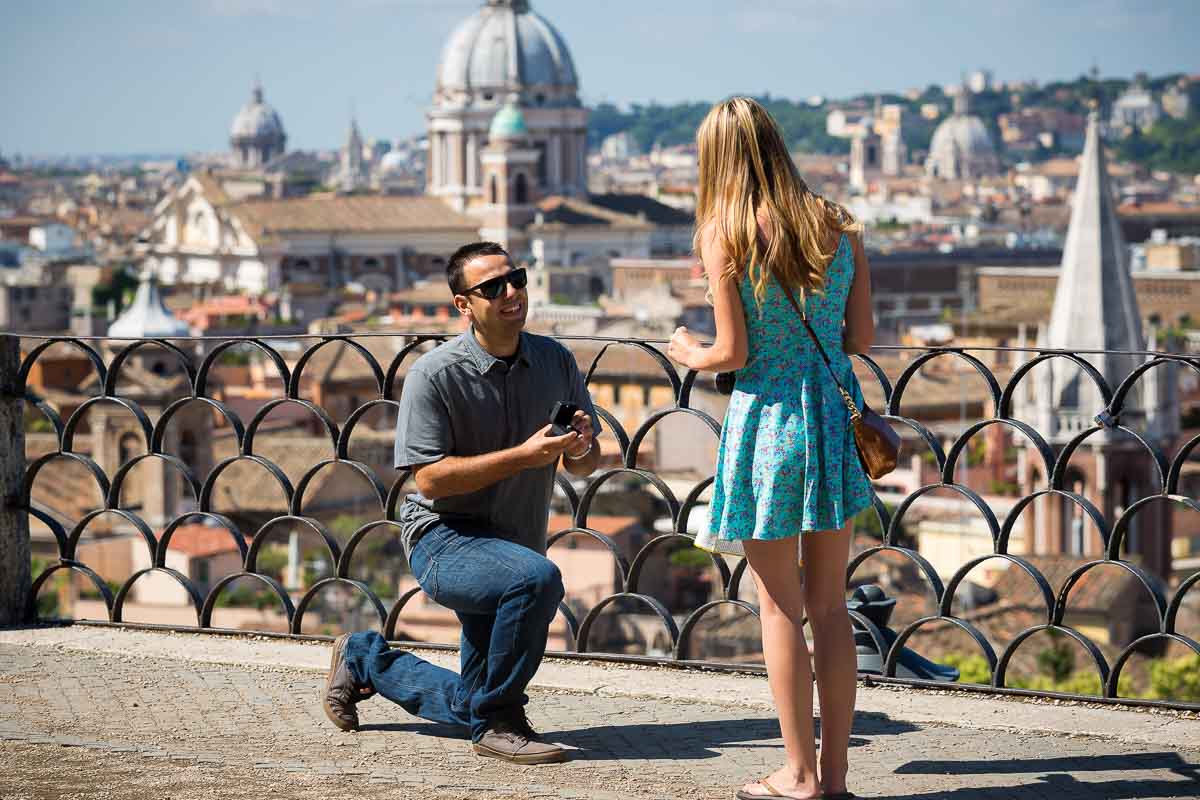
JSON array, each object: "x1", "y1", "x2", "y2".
[{"x1": 461, "y1": 267, "x2": 528, "y2": 300}]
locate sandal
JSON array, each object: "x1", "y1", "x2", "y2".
[{"x1": 735, "y1": 778, "x2": 824, "y2": 799}]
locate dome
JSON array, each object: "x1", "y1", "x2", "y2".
[
  {"x1": 926, "y1": 111, "x2": 999, "y2": 179},
  {"x1": 378, "y1": 151, "x2": 407, "y2": 174},
  {"x1": 437, "y1": 1, "x2": 578, "y2": 103},
  {"x1": 489, "y1": 102, "x2": 529, "y2": 139},
  {"x1": 230, "y1": 83, "x2": 286, "y2": 142},
  {"x1": 930, "y1": 115, "x2": 993, "y2": 157},
  {"x1": 108, "y1": 272, "x2": 191, "y2": 339}
]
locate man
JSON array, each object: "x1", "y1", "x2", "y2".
[{"x1": 322, "y1": 241, "x2": 601, "y2": 765}]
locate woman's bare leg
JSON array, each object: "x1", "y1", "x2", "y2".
[
  {"x1": 802, "y1": 522, "x2": 856, "y2": 796},
  {"x1": 741, "y1": 536, "x2": 821, "y2": 799}
]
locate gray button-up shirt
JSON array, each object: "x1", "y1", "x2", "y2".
[{"x1": 394, "y1": 329, "x2": 601, "y2": 556}]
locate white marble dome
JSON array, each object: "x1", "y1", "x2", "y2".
[
  {"x1": 436, "y1": 0, "x2": 579, "y2": 106},
  {"x1": 230, "y1": 83, "x2": 286, "y2": 142},
  {"x1": 926, "y1": 112, "x2": 999, "y2": 180}
]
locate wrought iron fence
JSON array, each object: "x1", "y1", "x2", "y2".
[{"x1": 9, "y1": 332, "x2": 1200, "y2": 710}]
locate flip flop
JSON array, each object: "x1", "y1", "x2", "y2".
[{"x1": 734, "y1": 778, "x2": 823, "y2": 800}]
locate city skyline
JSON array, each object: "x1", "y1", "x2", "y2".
[{"x1": 2, "y1": 0, "x2": 1199, "y2": 157}]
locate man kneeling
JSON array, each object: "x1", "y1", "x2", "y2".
[{"x1": 322, "y1": 241, "x2": 601, "y2": 764}]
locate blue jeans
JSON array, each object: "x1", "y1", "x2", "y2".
[{"x1": 342, "y1": 520, "x2": 565, "y2": 741}]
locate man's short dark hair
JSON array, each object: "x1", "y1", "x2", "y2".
[{"x1": 447, "y1": 241, "x2": 511, "y2": 294}]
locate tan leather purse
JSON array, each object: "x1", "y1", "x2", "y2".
[{"x1": 778, "y1": 281, "x2": 901, "y2": 480}]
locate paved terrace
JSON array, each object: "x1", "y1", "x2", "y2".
[{"x1": 0, "y1": 626, "x2": 1198, "y2": 800}]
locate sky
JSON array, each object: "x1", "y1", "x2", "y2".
[{"x1": 3, "y1": 0, "x2": 1199, "y2": 157}]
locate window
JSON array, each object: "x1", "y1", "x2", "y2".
[
  {"x1": 118, "y1": 432, "x2": 140, "y2": 468},
  {"x1": 194, "y1": 559, "x2": 210, "y2": 586},
  {"x1": 1061, "y1": 470, "x2": 1087, "y2": 554},
  {"x1": 362, "y1": 257, "x2": 381, "y2": 272},
  {"x1": 514, "y1": 173, "x2": 528, "y2": 204},
  {"x1": 489, "y1": 175, "x2": 498, "y2": 204},
  {"x1": 533, "y1": 141, "x2": 547, "y2": 184},
  {"x1": 179, "y1": 430, "x2": 197, "y2": 473}
]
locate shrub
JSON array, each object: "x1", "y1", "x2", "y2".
[
  {"x1": 941, "y1": 652, "x2": 993, "y2": 685},
  {"x1": 1147, "y1": 654, "x2": 1200, "y2": 702}
]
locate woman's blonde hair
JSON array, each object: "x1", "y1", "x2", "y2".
[{"x1": 694, "y1": 97, "x2": 857, "y2": 308}]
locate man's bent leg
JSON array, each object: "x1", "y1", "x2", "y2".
[
  {"x1": 421, "y1": 531, "x2": 564, "y2": 740},
  {"x1": 473, "y1": 550, "x2": 565, "y2": 732},
  {"x1": 453, "y1": 612, "x2": 494, "y2": 722},
  {"x1": 342, "y1": 630, "x2": 471, "y2": 729}
]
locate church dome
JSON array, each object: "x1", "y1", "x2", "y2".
[
  {"x1": 926, "y1": 104, "x2": 1000, "y2": 180},
  {"x1": 230, "y1": 83, "x2": 286, "y2": 143},
  {"x1": 489, "y1": 102, "x2": 529, "y2": 139},
  {"x1": 436, "y1": 1, "x2": 579, "y2": 106},
  {"x1": 378, "y1": 151, "x2": 407, "y2": 174},
  {"x1": 930, "y1": 115, "x2": 993, "y2": 159}
]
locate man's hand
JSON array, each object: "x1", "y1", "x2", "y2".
[
  {"x1": 519, "y1": 424, "x2": 579, "y2": 468},
  {"x1": 564, "y1": 410, "x2": 594, "y2": 459}
]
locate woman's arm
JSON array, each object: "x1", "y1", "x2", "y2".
[
  {"x1": 843, "y1": 231, "x2": 875, "y2": 354},
  {"x1": 667, "y1": 226, "x2": 748, "y2": 372}
]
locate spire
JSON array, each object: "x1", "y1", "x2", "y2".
[
  {"x1": 252, "y1": 75, "x2": 264, "y2": 104},
  {"x1": 487, "y1": 0, "x2": 529, "y2": 9},
  {"x1": 1036, "y1": 112, "x2": 1145, "y2": 442}
]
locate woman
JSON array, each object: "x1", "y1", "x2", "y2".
[{"x1": 667, "y1": 97, "x2": 874, "y2": 800}]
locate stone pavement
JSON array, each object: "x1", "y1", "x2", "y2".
[{"x1": 0, "y1": 627, "x2": 1198, "y2": 800}]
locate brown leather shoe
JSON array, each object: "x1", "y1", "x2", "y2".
[
  {"x1": 472, "y1": 716, "x2": 567, "y2": 765},
  {"x1": 322, "y1": 633, "x2": 373, "y2": 732}
]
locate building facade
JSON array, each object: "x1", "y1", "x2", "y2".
[{"x1": 141, "y1": 173, "x2": 480, "y2": 295}]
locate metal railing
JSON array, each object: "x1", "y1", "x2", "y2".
[{"x1": 7, "y1": 331, "x2": 1200, "y2": 710}]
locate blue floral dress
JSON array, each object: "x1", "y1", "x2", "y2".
[{"x1": 697, "y1": 234, "x2": 874, "y2": 555}]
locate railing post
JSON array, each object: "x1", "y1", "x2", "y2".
[{"x1": 0, "y1": 334, "x2": 30, "y2": 626}]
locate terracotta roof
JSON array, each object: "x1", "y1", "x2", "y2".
[
  {"x1": 548, "y1": 514, "x2": 641, "y2": 538},
  {"x1": 191, "y1": 172, "x2": 232, "y2": 208},
  {"x1": 569, "y1": 342, "x2": 682, "y2": 380},
  {"x1": 1119, "y1": 201, "x2": 1200, "y2": 218},
  {"x1": 290, "y1": 336, "x2": 416, "y2": 386},
  {"x1": 533, "y1": 196, "x2": 654, "y2": 230},
  {"x1": 587, "y1": 193, "x2": 693, "y2": 226},
  {"x1": 390, "y1": 284, "x2": 454, "y2": 305},
  {"x1": 229, "y1": 195, "x2": 480, "y2": 240},
  {"x1": 988, "y1": 554, "x2": 1144, "y2": 612},
  {"x1": 164, "y1": 524, "x2": 251, "y2": 558}
]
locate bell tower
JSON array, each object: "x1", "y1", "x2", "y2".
[
  {"x1": 1017, "y1": 112, "x2": 1179, "y2": 578},
  {"x1": 479, "y1": 102, "x2": 541, "y2": 258}
]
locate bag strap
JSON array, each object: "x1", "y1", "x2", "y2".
[{"x1": 775, "y1": 278, "x2": 863, "y2": 422}]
